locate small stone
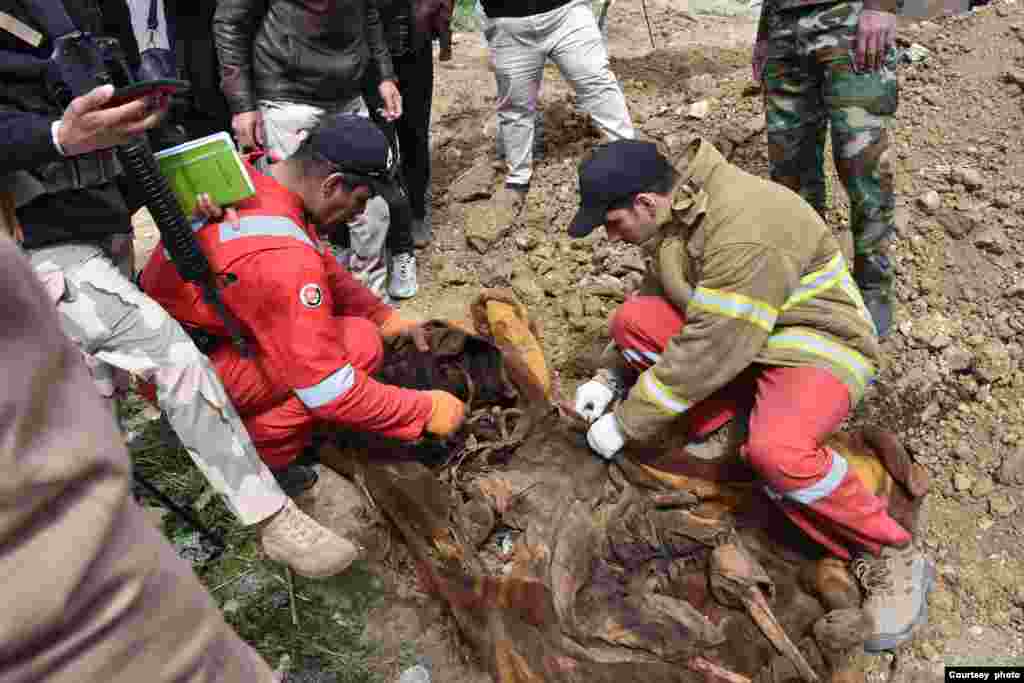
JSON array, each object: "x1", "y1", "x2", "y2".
[
  {"x1": 975, "y1": 341, "x2": 1013, "y2": 383},
  {"x1": 951, "y1": 166, "x2": 984, "y2": 190},
  {"x1": 978, "y1": 517, "x2": 995, "y2": 531},
  {"x1": 922, "y1": 87, "x2": 943, "y2": 107},
  {"x1": 511, "y1": 269, "x2": 544, "y2": 304},
  {"x1": 970, "y1": 476, "x2": 995, "y2": 498},
  {"x1": 562, "y1": 294, "x2": 584, "y2": 319},
  {"x1": 937, "y1": 209, "x2": 979, "y2": 238},
  {"x1": 989, "y1": 494, "x2": 1018, "y2": 518},
  {"x1": 686, "y1": 73, "x2": 715, "y2": 96},
  {"x1": 972, "y1": 226, "x2": 1008, "y2": 254},
  {"x1": 437, "y1": 263, "x2": 468, "y2": 285},
  {"x1": 591, "y1": 275, "x2": 626, "y2": 301},
  {"x1": 619, "y1": 251, "x2": 646, "y2": 273},
  {"x1": 942, "y1": 345, "x2": 974, "y2": 372},
  {"x1": 687, "y1": 100, "x2": 711, "y2": 119},
  {"x1": 917, "y1": 190, "x2": 941, "y2": 213},
  {"x1": 1006, "y1": 282, "x2": 1024, "y2": 299},
  {"x1": 997, "y1": 448, "x2": 1024, "y2": 485},
  {"x1": 953, "y1": 470, "x2": 974, "y2": 492},
  {"x1": 515, "y1": 232, "x2": 539, "y2": 251}
]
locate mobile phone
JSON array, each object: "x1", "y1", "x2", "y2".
[{"x1": 104, "y1": 79, "x2": 191, "y2": 107}]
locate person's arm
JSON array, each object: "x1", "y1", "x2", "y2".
[
  {"x1": 0, "y1": 83, "x2": 168, "y2": 169},
  {"x1": 365, "y1": 0, "x2": 397, "y2": 83},
  {"x1": 615, "y1": 245, "x2": 798, "y2": 443},
  {"x1": 247, "y1": 251, "x2": 437, "y2": 440},
  {"x1": 213, "y1": 0, "x2": 267, "y2": 116}
]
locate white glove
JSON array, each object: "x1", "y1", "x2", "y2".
[
  {"x1": 575, "y1": 379, "x2": 615, "y2": 422},
  {"x1": 587, "y1": 413, "x2": 626, "y2": 461}
]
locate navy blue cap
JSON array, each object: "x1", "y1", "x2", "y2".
[
  {"x1": 307, "y1": 113, "x2": 397, "y2": 182},
  {"x1": 568, "y1": 140, "x2": 675, "y2": 238}
]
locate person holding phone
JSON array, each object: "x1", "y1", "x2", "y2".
[{"x1": 0, "y1": 0, "x2": 357, "y2": 580}]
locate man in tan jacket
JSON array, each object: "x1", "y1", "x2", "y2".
[
  {"x1": 0, "y1": 232, "x2": 277, "y2": 682},
  {"x1": 567, "y1": 138, "x2": 931, "y2": 652}
]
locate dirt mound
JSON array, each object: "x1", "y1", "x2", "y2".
[{"x1": 610, "y1": 47, "x2": 750, "y2": 90}]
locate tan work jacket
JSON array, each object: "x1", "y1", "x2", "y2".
[{"x1": 616, "y1": 139, "x2": 879, "y2": 443}]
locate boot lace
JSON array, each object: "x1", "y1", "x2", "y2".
[
  {"x1": 852, "y1": 555, "x2": 894, "y2": 598},
  {"x1": 272, "y1": 502, "x2": 326, "y2": 546},
  {"x1": 393, "y1": 253, "x2": 415, "y2": 281}
]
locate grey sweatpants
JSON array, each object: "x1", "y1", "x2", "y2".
[
  {"x1": 29, "y1": 242, "x2": 287, "y2": 526},
  {"x1": 484, "y1": 0, "x2": 634, "y2": 186}
]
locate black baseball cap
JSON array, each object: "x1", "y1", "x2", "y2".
[
  {"x1": 568, "y1": 139, "x2": 676, "y2": 238},
  {"x1": 306, "y1": 113, "x2": 398, "y2": 190}
]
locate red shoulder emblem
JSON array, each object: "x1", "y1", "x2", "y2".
[{"x1": 299, "y1": 283, "x2": 323, "y2": 309}]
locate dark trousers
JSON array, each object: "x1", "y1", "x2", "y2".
[{"x1": 364, "y1": 40, "x2": 435, "y2": 255}]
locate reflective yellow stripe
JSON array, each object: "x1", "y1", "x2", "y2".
[
  {"x1": 691, "y1": 287, "x2": 778, "y2": 332},
  {"x1": 765, "y1": 330, "x2": 875, "y2": 391},
  {"x1": 782, "y1": 252, "x2": 844, "y2": 311},
  {"x1": 637, "y1": 368, "x2": 691, "y2": 416},
  {"x1": 838, "y1": 270, "x2": 879, "y2": 336}
]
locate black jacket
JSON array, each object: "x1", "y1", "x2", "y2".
[
  {"x1": 213, "y1": 0, "x2": 395, "y2": 115},
  {"x1": 0, "y1": 0, "x2": 139, "y2": 249}
]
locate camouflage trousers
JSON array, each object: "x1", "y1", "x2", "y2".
[
  {"x1": 762, "y1": 1, "x2": 898, "y2": 282},
  {"x1": 28, "y1": 242, "x2": 287, "y2": 526}
]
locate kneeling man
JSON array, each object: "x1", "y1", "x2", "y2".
[{"x1": 567, "y1": 138, "x2": 931, "y2": 652}]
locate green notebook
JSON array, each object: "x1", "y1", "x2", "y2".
[{"x1": 154, "y1": 132, "x2": 255, "y2": 216}]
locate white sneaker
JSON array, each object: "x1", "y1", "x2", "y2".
[{"x1": 388, "y1": 252, "x2": 418, "y2": 299}]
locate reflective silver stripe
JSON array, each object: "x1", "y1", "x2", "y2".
[
  {"x1": 775, "y1": 450, "x2": 849, "y2": 505},
  {"x1": 294, "y1": 365, "x2": 355, "y2": 408},
  {"x1": 623, "y1": 349, "x2": 661, "y2": 365},
  {"x1": 219, "y1": 215, "x2": 315, "y2": 249}
]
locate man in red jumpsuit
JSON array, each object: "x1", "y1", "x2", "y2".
[{"x1": 141, "y1": 113, "x2": 466, "y2": 485}]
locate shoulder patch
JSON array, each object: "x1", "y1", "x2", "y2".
[{"x1": 299, "y1": 283, "x2": 323, "y2": 309}]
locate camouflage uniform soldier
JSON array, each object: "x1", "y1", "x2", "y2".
[{"x1": 753, "y1": 0, "x2": 900, "y2": 336}]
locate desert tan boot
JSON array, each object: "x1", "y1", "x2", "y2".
[
  {"x1": 852, "y1": 543, "x2": 934, "y2": 652},
  {"x1": 261, "y1": 499, "x2": 359, "y2": 579}
]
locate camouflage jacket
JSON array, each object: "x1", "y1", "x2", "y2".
[
  {"x1": 615, "y1": 139, "x2": 880, "y2": 443},
  {"x1": 757, "y1": 0, "x2": 902, "y2": 35}
]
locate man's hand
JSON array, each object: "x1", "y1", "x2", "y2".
[
  {"x1": 752, "y1": 40, "x2": 769, "y2": 82},
  {"x1": 378, "y1": 80, "x2": 402, "y2": 121},
  {"x1": 379, "y1": 313, "x2": 429, "y2": 351},
  {"x1": 575, "y1": 379, "x2": 615, "y2": 423},
  {"x1": 425, "y1": 390, "x2": 466, "y2": 437},
  {"x1": 855, "y1": 9, "x2": 897, "y2": 72},
  {"x1": 586, "y1": 413, "x2": 626, "y2": 461},
  {"x1": 56, "y1": 84, "x2": 169, "y2": 157},
  {"x1": 193, "y1": 193, "x2": 241, "y2": 231},
  {"x1": 232, "y1": 110, "x2": 264, "y2": 149}
]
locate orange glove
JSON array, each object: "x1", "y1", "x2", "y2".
[
  {"x1": 379, "y1": 312, "x2": 428, "y2": 351},
  {"x1": 425, "y1": 390, "x2": 466, "y2": 437}
]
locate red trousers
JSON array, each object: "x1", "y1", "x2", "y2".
[
  {"x1": 143, "y1": 317, "x2": 383, "y2": 470},
  {"x1": 611, "y1": 296, "x2": 910, "y2": 559}
]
